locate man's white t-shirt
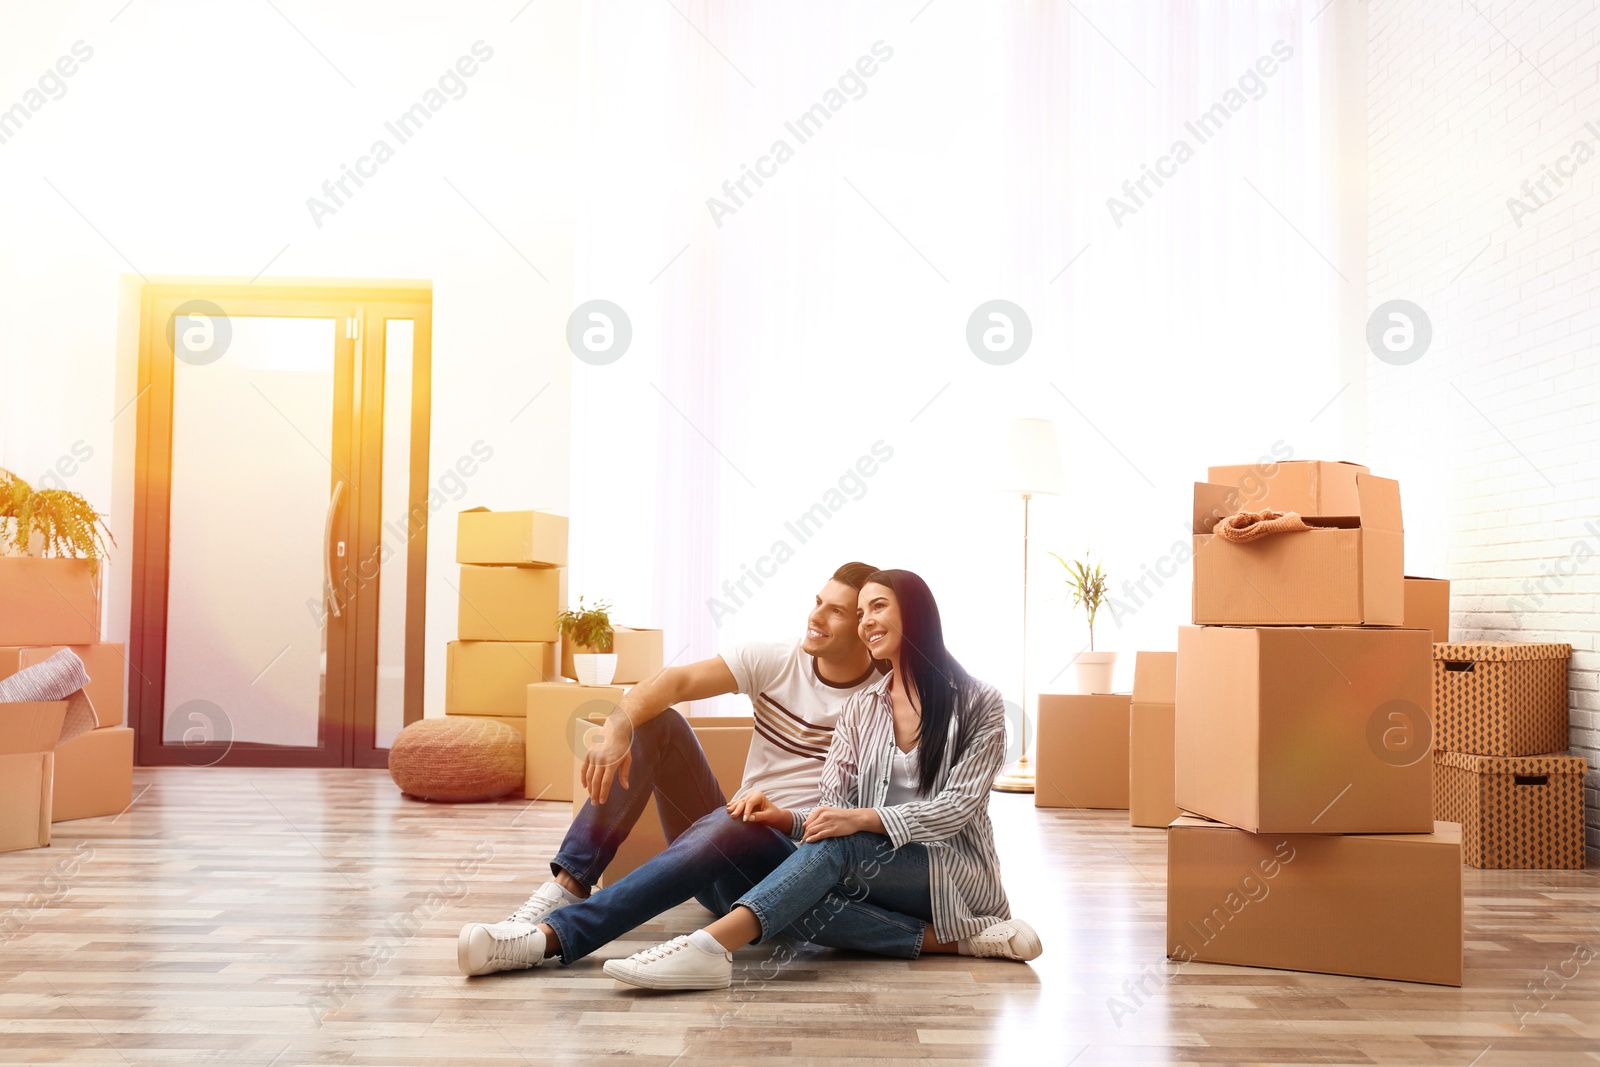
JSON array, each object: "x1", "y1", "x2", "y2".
[{"x1": 720, "y1": 641, "x2": 881, "y2": 810}]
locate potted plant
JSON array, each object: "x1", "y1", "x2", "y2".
[
  {"x1": 1050, "y1": 552, "x2": 1115, "y2": 694},
  {"x1": 558, "y1": 596, "x2": 617, "y2": 685},
  {"x1": 0, "y1": 468, "x2": 115, "y2": 644}
]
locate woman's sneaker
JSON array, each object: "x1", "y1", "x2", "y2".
[
  {"x1": 457, "y1": 920, "x2": 546, "y2": 976},
  {"x1": 964, "y1": 919, "x2": 1043, "y2": 961},
  {"x1": 603, "y1": 935, "x2": 732, "y2": 990}
]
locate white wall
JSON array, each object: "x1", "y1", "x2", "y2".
[
  {"x1": 0, "y1": 1, "x2": 579, "y2": 724},
  {"x1": 1367, "y1": 1, "x2": 1600, "y2": 860}
]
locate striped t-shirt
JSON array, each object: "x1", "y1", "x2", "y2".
[{"x1": 719, "y1": 641, "x2": 881, "y2": 810}]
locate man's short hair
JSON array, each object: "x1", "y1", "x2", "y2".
[{"x1": 831, "y1": 562, "x2": 879, "y2": 591}]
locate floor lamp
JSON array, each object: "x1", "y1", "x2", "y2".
[{"x1": 992, "y1": 418, "x2": 1065, "y2": 794}]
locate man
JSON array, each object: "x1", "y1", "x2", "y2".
[{"x1": 458, "y1": 561, "x2": 891, "y2": 975}]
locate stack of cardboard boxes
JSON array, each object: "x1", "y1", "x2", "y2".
[
  {"x1": 1167, "y1": 460, "x2": 1464, "y2": 986},
  {"x1": 1431, "y1": 639, "x2": 1586, "y2": 868},
  {"x1": 0, "y1": 558, "x2": 133, "y2": 851},
  {"x1": 446, "y1": 507, "x2": 663, "y2": 803}
]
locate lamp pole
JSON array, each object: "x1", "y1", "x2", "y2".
[{"x1": 993, "y1": 490, "x2": 1036, "y2": 793}]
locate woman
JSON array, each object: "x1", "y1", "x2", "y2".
[{"x1": 604, "y1": 569, "x2": 1042, "y2": 991}]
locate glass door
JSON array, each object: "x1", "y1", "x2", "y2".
[{"x1": 131, "y1": 283, "x2": 431, "y2": 767}]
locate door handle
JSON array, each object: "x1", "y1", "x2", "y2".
[{"x1": 324, "y1": 479, "x2": 345, "y2": 618}]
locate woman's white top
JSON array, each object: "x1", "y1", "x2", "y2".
[{"x1": 883, "y1": 745, "x2": 920, "y2": 806}]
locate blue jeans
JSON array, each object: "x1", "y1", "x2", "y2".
[
  {"x1": 735, "y1": 832, "x2": 933, "y2": 950},
  {"x1": 539, "y1": 711, "x2": 927, "y2": 963}
]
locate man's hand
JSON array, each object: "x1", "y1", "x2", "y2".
[
  {"x1": 801, "y1": 806, "x2": 866, "y2": 843},
  {"x1": 727, "y1": 789, "x2": 788, "y2": 828},
  {"x1": 579, "y1": 720, "x2": 632, "y2": 806}
]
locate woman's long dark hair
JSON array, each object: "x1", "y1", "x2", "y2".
[{"x1": 867, "y1": 569, "x2": 978, "y2": 795}]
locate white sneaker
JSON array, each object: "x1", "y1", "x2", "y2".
[
  {"x1": 506, "y1": 880, "x2": 572, "y2": 925},
  {"x1": 603, "y1": 935, "x2": 732, "y2": 990},
  {"x1": 458, "y1": 920, "x2": 546, "y2": 976},
  {"x1": 965, "y1": 919, "x2": 1043, "y2": 961}
]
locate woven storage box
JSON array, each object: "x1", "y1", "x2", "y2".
[
  {"x1": 1433, "y1": 751, "x2": 1586, "y2": 869},
  {"x1": 1432, "y1": 642, "x2": 1570, "y2": 756}
]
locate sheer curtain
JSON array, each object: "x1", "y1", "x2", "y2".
[{"x1": 569, "y1": 2, "x2": 1343, "y2": 716}]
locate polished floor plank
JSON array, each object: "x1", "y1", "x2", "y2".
[{"x1": 1, "y1": 767, "x2": 1598, "y2": 1066}]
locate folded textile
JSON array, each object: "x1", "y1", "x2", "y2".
[
  {"x1": 0, "y1": 648, "x2": 97, "y2": 743},
  {"x1": 1213, "y1": 508, "x2": 1314, "y2": 544}
]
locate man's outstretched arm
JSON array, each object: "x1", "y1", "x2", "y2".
[{"x1": 580, "y1": 656, "x2": 740, "y2": 805}]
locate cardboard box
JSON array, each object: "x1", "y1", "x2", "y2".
[
  {"x1": 1191, "y1": 474, "x2": 1405, "y2": 627},
  {"x1": 561, "y1": 627, "x2": 664, "y2": 685},
  {"x1": 458, "y1": 565, "x2": 561, "y2": 642},
  {"x1": 1129, "y1": 652, "x2": 1179, "y2": 829},
  {"x1": 457, "y1": 507, "x2": 567, "y2": 567},
  {"x1": 571, "y1": 715, "x2": 754, "y2": 887},
  {"x1": 1035, "y1": 693, "x2": 1130, "y2": 809},
  {"x1": 446, "y1": 641, "x2": 558, "y2": 715},
  {"x1": 1433, "y1": 751, "x2": 1587, "y2": 868},
  {"x1": 1175, "y1": 625, "x2": 1434, "y2": 834},
  {"x1": 0, "y1": 558, "x2": 101, "y2": 646},
  {"x1": 1403, "y1": 577, "x2": 1451, "y2": 644},
  {"x1": 525, "y1": 682, "x2": 626, "y2": 803},
  {"x1": 0, "y1": 701, "x2": 66, "y2": 852},
  {"x1": 1433, "y1": 642, "x2": 1571, "y2": 757},
  {"x1": 3, "y1": 643, "x2": 125, "y2": 727},
  {"x1": 1166, "y1": 815, "x2": 1463, "y2": 986},
  {"x1": 1206, "y1": 460, "x2": 1370, "y2": 517},
  {"x1": 52, "y1": 726, "x2": 134, "y2": 821}
]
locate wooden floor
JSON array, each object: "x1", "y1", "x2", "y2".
[{"x1": 2, "y1": 769, "x2": 1598, "y2": 1066}]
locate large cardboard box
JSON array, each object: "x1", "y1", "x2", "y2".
[
  {"x1": 52, "y1": 726, "x2": 134, "y2": 822},
  {"x1": 1206, "y1": 460, "x2": 1369, "y2": 517},
  {"x1": 446, "y1": 641, "x2": 558, "y2": 715},
  {"x1": 1403, "y1": 577, "x2": 1451, "y2": 644},
  {"x1": 0, "y1": 701, "x2": 66, "y2": 852},
  {"x1": 458, "y1": 565, "x2": 561, "y2": 642},
  {"x1": 456, "y1": 507, "x2": 567, "y2": 567},
  {"x1": 1190, "y1": 475, "x2": 1405, "y2": 627},
  {"x1": 561, "y1": 627, "x2": 664, "y2": 685},
  {"x1": 0, "y1": 558, "x2": 101, "y2": 646},
  {"x1": 1035, "y1": 693, "x2": 1130, "y2": 809},
  {"x1": 570, "y1": 715, "x2": 754, "y2": 887},
  {"x1": 525, "y1": 682, "x2": 626, "y2": 803},
  {"x1": 1433, "y1": 642, "x2": 1570, "y2": 757},
  {"x1": 1129, "y1": 652, "x2": 1179, "y2": 829},
  {"x1": 1166, "y1": 815, "x2": 1463, "y2": 986},
  {"x1": 1433, "y1": 751, "x2": 1586, "y2": 869},
  {"x1": 1175, "y1": 625, "x2": 1434, "y2": 834},
  {"x1": 4, "y1": 643, "x2": 125, "y2": 728}
]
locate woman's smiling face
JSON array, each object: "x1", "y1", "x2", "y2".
[{"x1": 857, "y1": 581, "x2": 902, "y2": 662}]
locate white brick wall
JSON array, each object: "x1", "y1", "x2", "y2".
[{"x1": 1367, "y1": 1, "x2": 1600, "y2": 862}]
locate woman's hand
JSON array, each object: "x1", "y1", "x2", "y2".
[
  {"x1": 801, "y1": 806, "x2": 869, "y2": 843},
  {"x1": 727, "y1": 789, "x2": 787, "y2": 828}
]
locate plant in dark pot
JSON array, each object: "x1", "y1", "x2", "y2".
[
  {"x1": 558, "y1": 597, "x2": 616, "y2": 685},
  {"x1": 1050, "y1": 552, "x2": 1115, "y2": 694}
]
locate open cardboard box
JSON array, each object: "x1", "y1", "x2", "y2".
[
  {"x1": 1191, "y1": 474, "x2": 1405, "y2": 626},
  {"x1": 0, "y1": 701, "x2": 67, "y2": 852},
  {"x1": 457, "y1": 507, "x2": 568, "y2": 567},
  {"x1": 1206, "y1": 459, "x2": 1370, "y2": 517},
  {"x1": 2, "y1": 643, "x2": 125, "y2": 727}
]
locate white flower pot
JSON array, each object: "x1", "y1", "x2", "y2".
[
  {"x1": 574, "y1": 653, "x2": 618, "y2": 686},
  {"x1": 1075, "y1": 650, "x2": 1117, "y2": 695}
]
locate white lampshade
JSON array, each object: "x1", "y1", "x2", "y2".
[{"x1": 997, "y1": 418, "x2": 1065, "y2": 496}]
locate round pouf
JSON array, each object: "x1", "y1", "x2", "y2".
[{"x1": 389, "y1": 717, "x2": 524, "y2": 802}]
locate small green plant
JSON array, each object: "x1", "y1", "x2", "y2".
[
  {"x1": 558, "y1": 596, "x2": 614, "y2": 653},
  {"x1": 1050, "y1": 553, "x2": 1109, "y2": 651},
  {"x1": 0, "y1": 469, "x2": 114, "y2": 572}
]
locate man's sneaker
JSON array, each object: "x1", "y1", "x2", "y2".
[
  {"x1": 458, "y1": 920, "x2": 546, "y2": 976},
  {"x1": 965, "y1": 919, "x2": 1043, "y2": 961},
  {"x1": 505, "y1": 880, "x2": 572, "y2": 926},
  {"x1": 603, "y1": 935, "x2": 732, "y2": 990}
]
